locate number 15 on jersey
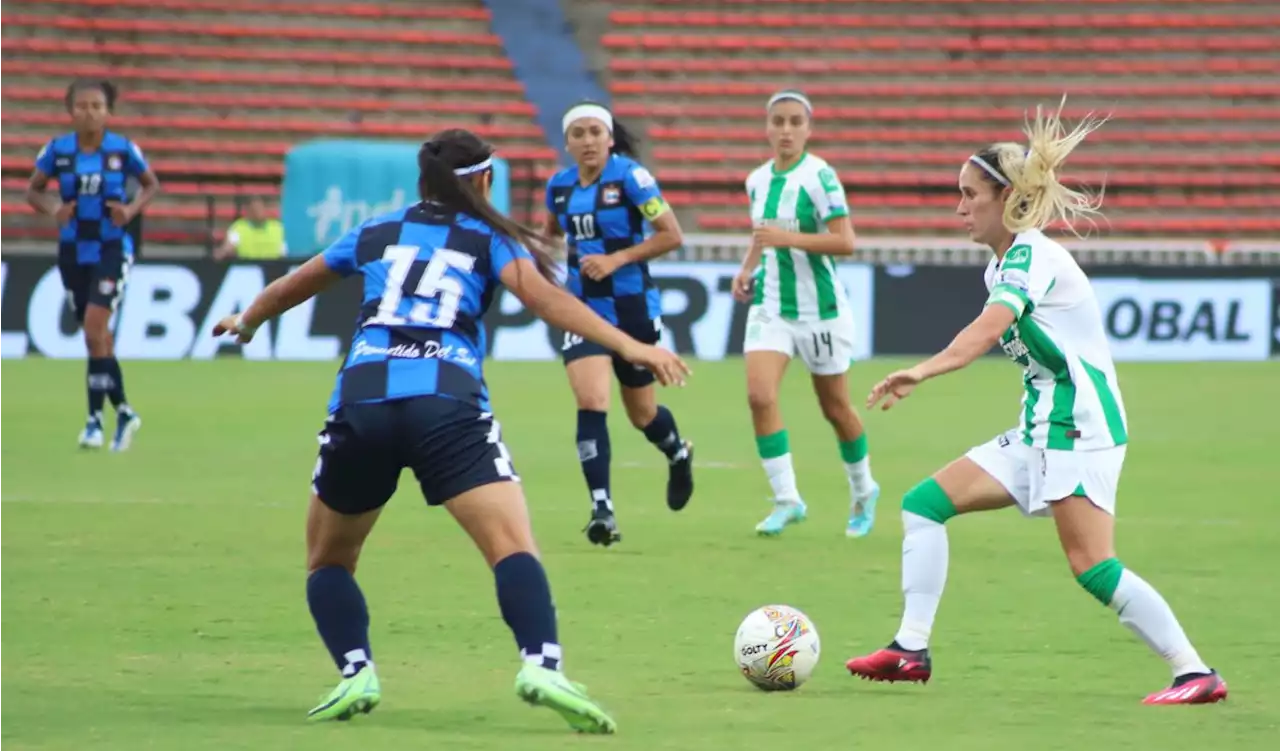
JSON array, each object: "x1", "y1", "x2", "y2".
[{"x1": 366, "y1": 245, "x2": 475, "y2": 329}]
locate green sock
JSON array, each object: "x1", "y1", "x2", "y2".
[{"x1": 756, "y1": 430, "x2": 789, "y2": 460}]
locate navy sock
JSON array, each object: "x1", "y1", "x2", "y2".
[
  {"x1": 494, "y1": 552, "x2": 561, "y2": 670},
  {"x1": 576, "y1": 409, "x2": 612, "y2": 511},
  {"x1": 306, "y1": 566, "x2": 373, "y2": 677},
  {"x1": 86, "y1": 357, "x2": 111, "y2": 420},
  {"x1": 104, "y1": 357, "x2": 129, "y2": 410},
  {"x1": 641, "y1": 405, "x2": 684, "y2": 460}
]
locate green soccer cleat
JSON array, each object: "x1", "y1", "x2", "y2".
[
  {"x1": 306, "y1": 666, "x2": 381, "y2": 722},
  {"x1": 514, "y1": 664, "x2": 617, "y2": 734}
]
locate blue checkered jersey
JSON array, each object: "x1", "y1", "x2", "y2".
[
  {"x1": 321, "y1": 202, "x2": 533, "y2": 414},
  {"x1": 545, "y1": 154, "x2": 669, "y2": 328},
  {"x1": 35, "y1": 131, "x2": 148, "y2": 264}
]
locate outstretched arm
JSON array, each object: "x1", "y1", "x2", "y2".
[{"x1": 213, "y1": 254, "x2": 342, "y2": 341}]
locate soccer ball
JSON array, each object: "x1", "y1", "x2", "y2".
[{"x1": 733, "y1": 604, "x2": 821, "y2": 691}]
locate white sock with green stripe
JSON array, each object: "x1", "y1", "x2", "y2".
[
  {"x1": 1077, "y1": 559, "x2": 1210, "y2": 678},
  {"x1": 893, "y1": 478, "x2": 957, "y2": 651},
  {"x1": 756, "y1": 430, "x2": 801, "y2": 503},
  {"x1": 839, "y1": 434, "x2": 873, "y2": 498}
]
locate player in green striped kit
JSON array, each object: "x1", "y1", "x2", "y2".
[
  {"x1": 846, "y1": 99, "x2": 1227, "y2": 705},
  {"x1": 731, "y1": 90, "x2": 879, "y2": 538}
]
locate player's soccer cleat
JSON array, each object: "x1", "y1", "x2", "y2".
[
  {"x1": 846, "y1": 482, "x2": 880, "y2": 538},
  {"x1": 1142, "y1": 670, "x2": 1228, "y2": 705},
  {"x1": 110, "y1": 409, "x2": 141, "y2": 452},
  {"x1": 755, "y1": 500, "x2": 807, "y2": 536},
  {"x1": 78, "y1": 417, "x2": 104, "y2": 449},
  {"x1": 306, "y1": 665, "x2": 381, "y2": 722},
  {"x1": 845, "y1": 643, "x2": 933, "y2": 684},
  {"x1": 584, "y1": 507, "x2": 621, "y2": 547},
  {"x1": 667, "y1": 440, "x2": 694, "y2": 511},
  {"x1": 515, "y1": 663, "x2": 616, "y2": 734}
]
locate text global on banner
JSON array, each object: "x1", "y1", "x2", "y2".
[{"x1": 1090, "y1": 279, "x2": 1272, "y2": 361}]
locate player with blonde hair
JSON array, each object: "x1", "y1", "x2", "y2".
[
  {"x1": 732, "y1": 89, "x2": 879, "y2": 539},
  {"x1": 844, "y1": 99, "x2": 1228, "y2": 705}
]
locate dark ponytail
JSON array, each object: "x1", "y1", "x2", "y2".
[
  {"x1": 610, "y1": 118, "x2": 640, "y2": 158},
  {"x1": 417, "y1": 129, "x2": 557, "y2": 281}
]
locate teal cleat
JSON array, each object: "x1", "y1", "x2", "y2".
[
  {"x1": 515, "y1": 664, "x2": 616, "y2": 734},
  {"x1": 755, "y1": 500, "x2": 807, "y2": 536},
  {"x1": 846, "y1": 482, "x2": 880, "y2": 538},
  {"x1": 306, "y1": 666, "x2": 381, "y2": 722}
]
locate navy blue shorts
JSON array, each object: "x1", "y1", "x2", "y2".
[
  {"x1": 311, "y1": 396, "x2": 518, "y2": 515},
  {"x1": 560, "y1": 315, "x2": 663, "y2": 389},
  {"x1": 57, "y1": 240, "x2": 130, "y2": 324}
]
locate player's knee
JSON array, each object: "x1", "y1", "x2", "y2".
[
  {"x1": 746, "y1": 384, "x2": 778, "y2": 415},
  {"x1": 307, "y1": 548, "x2": 359, "y2": 575},
  {"x1": 817, "y1": 392, "x2": 853, "y2": 426},
  {"x1": 1065, "y1": 546, "x2": 1114, "y2": 579},
  {"x1": 901, "y1": 478, "x2": 958, "y2": 525},
  {"x1": 82, "y1": 324, "x2": 112, "y2": 357},
  {"x1": 624, "y1": 401, "x2": 655, "y2": 430}
]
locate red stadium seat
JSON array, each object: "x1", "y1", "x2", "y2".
[
  {"x1": 610, "y1": 10, "x2": 1280, "y2": 30},
  {"x1": 609, "y1": 56, "x2": 1280, "y2": 77},
  {"x1": 4, "y1": 61, "x2": 523, "y2": 96},
  {"x1": 650, "y1": 147, "x2": 1280, "y2": 170},
  {"x1": 3, "y1": 86, "x2": 538, "y2": 118},
  {"x1": 611, "y1": 80, "x2": 1280, "y2": 100},
  {"x1": 30, "y1": 0, "x2": 489, "y2": 21},
  {"x1": 2, "y1": 38, "x2": 513, "y2": 72},
  {"x1": 657, "y1": 166, "x2": 1280, "y2": 189},
  {"x1": 0, "y1": 15, "x2": 501, "y2": 47},
  {"x1": 602, "y1": 33, "x2": 1276, "y2": 53}
]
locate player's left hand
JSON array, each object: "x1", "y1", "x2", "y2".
[
  {"x1": 105, "y1": 201, "x2": 134, "y2": 227},
  {"x1": 867, "y1": 368, "x2": 923, "y2": 411},
  {"x1": 752, "y1": 225, "x2": 792, "y2": 249},
  {"x1": 213, "y1": 314, "x2": 259, "y2": 344},
  {"x1": 580, "y1": 254, "x2": 623, "y2": 281}
]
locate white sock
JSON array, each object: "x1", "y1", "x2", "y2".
[
  {"x1": 1110, "y1": 569, "x2": 1210, "y2": 678},
  {"x1": 845, "y1": 457, "x2": 875, "y2": 500},
  {"x1": 762, "y1": 453, "x2": 801, "y2": 503},
  {"x1": 893, "y1": 511, "x2": 948, "y2": 651}
]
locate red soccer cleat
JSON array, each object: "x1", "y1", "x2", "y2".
[
  {"x1": 1143, "y1": 670, "x2": 1228, "y2": 705},
  {"x1": 845, "y1": 643, "x2": 932, "y2": 684}
]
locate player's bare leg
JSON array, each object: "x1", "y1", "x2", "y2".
[
  {"x1": 811, "y1": 371, "x2": 878, "y2": 537},
  {"x1": 846, "y1": 457, "x2": 1014, "y2": 683},
  {"x1": 1052, "y1": 495, "x2": 1226, "y2": 705},
  {"x1": 567, "y1": 355, "x2": 621, "y2": 546},
  {"x1": 448, "y1": 482, "x2": 616, "y2": 733},
  {"x1": 305, "y1": 495, "x2": 383, "y2": 721},
  {"x1": 747, "y1": 351, "x2": 806, "y2": 535}
]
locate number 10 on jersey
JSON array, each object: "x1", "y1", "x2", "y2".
[{"x1": 367, "y1": 245, "x2": 475, "y2": 328}]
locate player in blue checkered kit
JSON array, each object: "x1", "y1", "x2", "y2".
[
  {"x1": 543, "y1": 101, "x2": 695, "y2": 547},
  {"x1": 26, "y1": 79, "x2": 161, "y2": 451},
  {"x1": 214, "y1": 129, "x2": 690, "y2": 732}
]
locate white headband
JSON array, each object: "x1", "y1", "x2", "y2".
[
  {"x1": 453, "y1": 157, "x2": 492, "y2": 176},
  {"x1": 967, "y1": 155, "x2": 1010, "y2": 186},
  {"x1": 767, "y1": 91, "x2": 812, "y2": 114},
  {"x1": 562, "y1": 104, "x2": 613, "y2": 134}
]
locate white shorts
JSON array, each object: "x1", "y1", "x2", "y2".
[
  {"x1": 964, "y1": 429, "x2": 1127, "y2": 517},
  {"x1": 743, "y1": 305, "x2": 855, "y2": 376}
]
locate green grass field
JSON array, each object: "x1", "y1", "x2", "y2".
[{"x1": 3, "y1": 357, "x2": 1278, "y2": 750}]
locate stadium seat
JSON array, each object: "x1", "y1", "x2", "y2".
[
  {"x1": 610, "y1": 10, "x2": 1279, "y2": 30},
  {"x1": 35, "y1": 0, "x2": 489, "y2": 22}
]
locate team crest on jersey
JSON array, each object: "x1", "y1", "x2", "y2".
[
  {"x1": 107, "y1": 155, "x2": 123, "y2": 171},
  {"x1": 98, "y1": 278, "x2": 116, "y2": 296},
  {"x1": 602, "y1": 186, "x2": 621, "y2": 205}
]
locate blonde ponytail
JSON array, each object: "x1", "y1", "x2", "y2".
[{"x1": 979, "y1": 97, "x2": 1109, "y2": 237}]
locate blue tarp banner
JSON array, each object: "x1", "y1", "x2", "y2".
[{"x1": 281, "y1": 139, "x2": 510, "y2": 256}]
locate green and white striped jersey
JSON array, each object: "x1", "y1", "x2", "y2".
[
  {"x1": 745, "y1": 152, "x2": 850, "y2": 321},
  {"x1": 985, "y1": 229, "x2": 1129, "y2": 451}
]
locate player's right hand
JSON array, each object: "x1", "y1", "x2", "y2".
[
  {"x1": 866, "y1": 368, "x2": 922, "y2": 411},
  {"x1": 212, "y1": 314, "x2": 259, "y2": 344},
  {"x1": 54, "y1": 200, "x2": 76, "y2": 226},
  {"x1": 731, "y1": 266, "x2": 755, "y2": 303},
  {"x1": 622, "y1": 343, "x2": 691, "y2": 387}
]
